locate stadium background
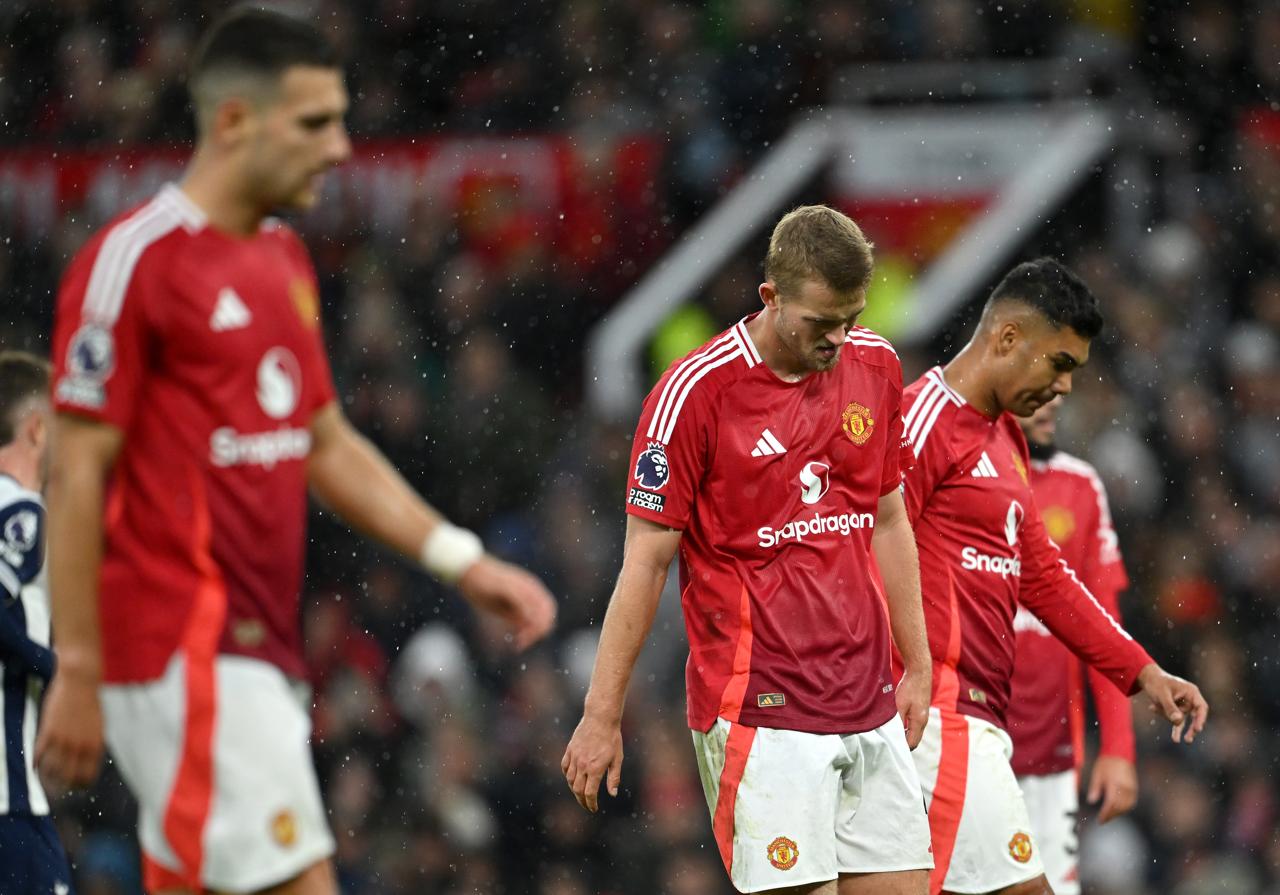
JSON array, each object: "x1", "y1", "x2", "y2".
[{"x1": 2, "y1": 1, "x2": 1278, "y2": 893}]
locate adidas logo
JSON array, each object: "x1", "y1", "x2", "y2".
[
  {"x1": 210, "y1": 287, "x2": 252, "y2": 332},
  {"x1": 971, "y1": 452, "x2": 999, "y2": 478},
  {"x1": 751, "y1": 428, "x2": 787, "y2": 457}
]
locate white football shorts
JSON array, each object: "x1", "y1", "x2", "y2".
[
  {"x1": 1019, "y1": 769, "x2": 1080, "y2": 895},
  {"x1": 692, "y1": 713, "x2": 933, "y2": 893},
  {"x1": 913, "y1": 707, "x2": 1045, "y2": 894},
  {"x1": 101, "y1": 653, "x2": 335, "y2": 893}
]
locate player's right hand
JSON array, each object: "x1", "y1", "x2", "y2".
[
  {"x1": 562, "y1": 713, "x2": 624, "y2": 813},
  {"x1": 457, "y1": 556, "x2": 557, "y2": 651},
  {"x1": 896, "y1": 665, "x2": 931, "y2": 750},
  {"x1": 35, "y1": 671, "x2": 104, "y2": 790},
  {"x1": 1136, "y1": 663, "x2": 1209, "y2": 744}
]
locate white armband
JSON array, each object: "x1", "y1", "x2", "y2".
[{"x1": 419, "y1": 523, "x2": 484, "y2": 583}]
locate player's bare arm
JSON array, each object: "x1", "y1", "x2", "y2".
[
  {"x1": 562, "y1": 515, "x2": 680, "y2": 813},
  {"x1": 35, "y1": 413, "x2": 124, "y2": 790},
  {"x1": 1086, "y1": 660, "x2": 1139, "y2": 822},
  {"x1": 306, "y1": 402, "x2": 555, "y2": 650},
  {"x1": 871, "y1": 488, "x2": 931, "y2": 749}
]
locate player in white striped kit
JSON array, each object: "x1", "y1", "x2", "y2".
[{"x1": 0, "y1": 351, "x2": 74, "y2": 894}]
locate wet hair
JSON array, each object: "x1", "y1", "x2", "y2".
[
  {"x1": 189, "y1": 6, "x2": 339, "y2": 127},
  {"x1": 985, "y1": 257, "x2": 1103, "y2": 339},
  {"x1": 0, "y1": 352, "x2": 50, "y2": 447},
  {"x1": 764, "y1": 205, "x2": 875, "y2": 298}
]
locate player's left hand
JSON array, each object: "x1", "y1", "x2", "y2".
[
  {"x1": 457, "y1": 555, "x2": 557, "y2": 650},
  {"x1": 1136, "y1": 663, "x2": 1208, "y2": 744},
  {"x1": 896, "y1": 665, "x2": 931, "y2": 750},
  {"x1": 1087, "y1": 755, "x2": 1138, "y2": 824}
]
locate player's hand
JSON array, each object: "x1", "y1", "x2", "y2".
[
  {"x1": 35, "y1": 670, "x2": 104, "y2": 790},
  {"x1": 1087, "y1": 755, "x2": 1138, "y2": 824},
  {"x1": 457, "y1": 556, "x2": 557, "y2": 650},
  {"x1": 561, "y1": 711, "x2": 624, "y2": 813},
  {"x1": 1136, "y1": 663, "x2": 1208, "y2": 743},
  {"x1": 896, "y1": 665, "x2": 931, "y2": 750}
]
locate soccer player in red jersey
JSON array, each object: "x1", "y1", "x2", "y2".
[
  {"x1": 900, "y1": 258, "x2": 1206, "y2": 895},
  {"x1": 1005, "y1": 397, "x2": 1137, "y2": 895},
  {"x1": 34, "y1": 9, "x2": 555, "y2": 895},
  {"x1": 563, "y1": 207, "x2": 934, "y2": 895}
]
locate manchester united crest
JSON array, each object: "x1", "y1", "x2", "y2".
[
  {"x1": 767, "y1": 836, "x2": 799, "y2": 870},
  {"x1": 271, "y1": 809, "x2": 298, "y2": 847},
  {"x1": 290, "y1": 279, "x2": 320, "y2": 328},
  {"x1": 1042, "y1": 506, "x2": 1076, "y2": 544},
  {"x1": 1008, "y1": 832, "x2": 1033, "y2": 864},
  {"x1": 1010, "y1": 450, "x2": 1028, "y2": 484},
  {"x1": 841, "y1": 402, "x2": 875, "y2": 445}
]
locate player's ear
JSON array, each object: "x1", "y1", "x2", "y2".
[
  {"x1": 759, "y1": 282, "x2": 780, "y2": 310},
  {"x1": 995, "y1": 320, "x2": 1020, "y2": 357},
  {"x1": 212, "y1": 96, "x2": 257, "y2": 148}
]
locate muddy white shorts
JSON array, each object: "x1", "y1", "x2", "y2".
[
  {"x1": 1019, "y1": 770, "x2": 1080, "y2": 895},
  {"x1": 101, "y1": 653, "x2": 335, "y2": 893},
  {"x1": 692, "y1": 713, "x2": 933, "y2": 893},
  {"x1": 913, "y1": 707, "x2": 1044, "y2": 894}
]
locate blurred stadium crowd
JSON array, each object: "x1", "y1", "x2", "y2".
[{"x1": 2, "y1": 1, "x2": 1279, "y2": 894}]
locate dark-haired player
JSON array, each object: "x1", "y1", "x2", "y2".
[
  {"x1": 0, "y1": 353, "x2": 74, "y2": 895},
  {"x1": 37, "y1": 8, "x2": 555, "y2": 894},
  {"x1": 900, "y1": 259, "x2": 1207, "y2": 895}
]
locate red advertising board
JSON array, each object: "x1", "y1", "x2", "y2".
[{"x1": 0, "y1": 136, "x2": 662, "y2": 269}]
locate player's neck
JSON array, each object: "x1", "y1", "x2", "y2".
[
  {"x1": 747, "y1": 309, "x2": 814, "y2": 383},
  {"x1": 942, "y1": 341, "x2": 1002, "y2": 419},
  {"x1": 0, "y1": 449, "x2": 40, "y2": 493},
  {"x1": 180, "y1": 153, "x2": 267, "y2": 237}
]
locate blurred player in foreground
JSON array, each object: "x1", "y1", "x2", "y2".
[
  {"x1": 0, "y1": 353, "x2": 74, "y2": 894},
  {"x1": 36, "y1": 9, "x2": 555, "y2": 895},
  {"x1": 564, "y1": 206, "x2": 934, "y2": 895},
  {"x1": 899, "y1": 258, "x2": 1206, "y2": 895},
  {"x1": 1006, "y1": 397, "x2": 1137, "y2": 895}
]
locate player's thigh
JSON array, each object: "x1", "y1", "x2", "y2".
[
  {"x1": 981, "y1": 874, "x2": 1055, "y2": 895},
  {"x1": 103, "y1": 654, "x2": 335, "y2": 893},
  {"x1": 768, "y1": 881, "x2": 838, "y2": 895},
  {"x1": 835, "y1": 716, "x2": 932, "y2": 876},
  {"x1": 914, "y1": 710, "x2": 1045, "y2": 894},
  {"x1": 692, "y1": 718, "x2": 846, "y2": 893},
  {"x1": 1018, "y1": 771, "x2": 1078, "y2": 895},
  {"x1": 201, "y1": 856, "x2": 338, "y2": 895},
  {"x1": 839, "y1": 869, "x2": 928, "y2": 895}
]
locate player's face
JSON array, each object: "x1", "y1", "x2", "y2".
[
  {"x1": 768, "y1": 278, "x2": 867, "y2": 373},
  {"x1": 247, "y1": 66, "x2": 351, "y2": 210},
  {"x1": 1018, "y1": 394, "x2": 1061, "y2": 447},
  {"x1": 1001, "y1": 317, "x2": 1090, "y2": 417}
]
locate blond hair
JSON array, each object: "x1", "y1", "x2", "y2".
[{"x1": 764, "y1": 205, "x2": 875, "y2": 298}]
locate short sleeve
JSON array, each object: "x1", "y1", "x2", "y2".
[
  {"x1": 278, "y1": 226, "x2": 337, "y2": 417},
  {"x1": 1087, "y1": 472, "x2": 1129, "y2": 596},
  {"x1": 624, "y1": 368, "x2": 716, "y2": 529},
  {"x1": 52, "y1": 235, "x2": 159, "y2": 430},
  {"x1": 0, "y1": 500, "x2": 43, "y2": 602},
  {"x1": 879, "y1": 380, "x2": 913, "y2": 497}
]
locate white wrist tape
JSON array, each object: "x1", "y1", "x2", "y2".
[{"x1": 419, "y1": 523, "x2": 484, "y2": 583}]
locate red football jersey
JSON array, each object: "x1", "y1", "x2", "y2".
[
  {"x1": 901, "y1": 368, "x2": 1151, "y2": 729},
  {"x1": 1006, "y1": 451, "x2": 1134, "y2": 776},
  {"x1": 51, "y1": 185, "x2": 336, "y2": 684},
  {"x1": 626, "y1": 317, "x2": 912, "y2": 734}
]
